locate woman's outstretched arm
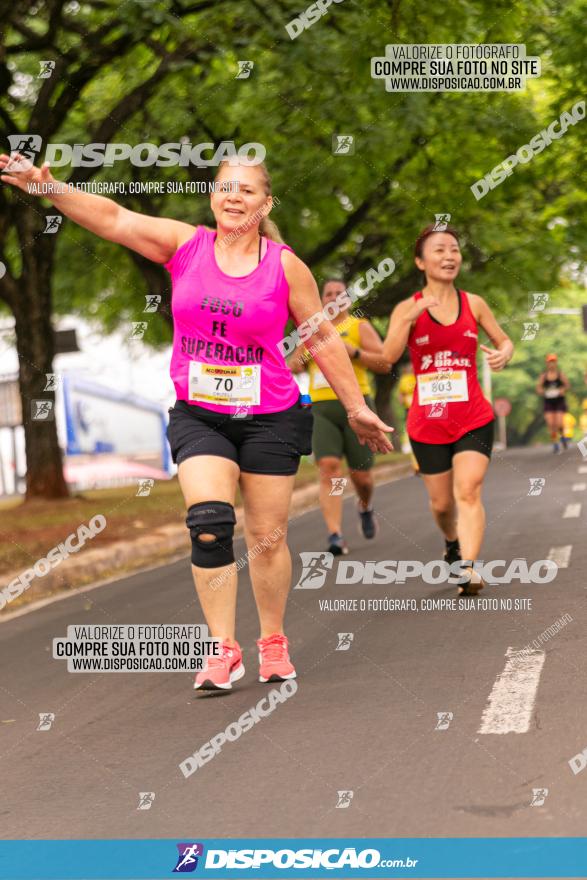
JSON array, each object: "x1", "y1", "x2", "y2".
[{"x1": 0, "y1": 154, "x2": 195, "y2": 264}]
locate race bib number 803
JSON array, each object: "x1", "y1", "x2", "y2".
[{"x1": 417, "y1": 370, "x2": 469, "y2": 405}]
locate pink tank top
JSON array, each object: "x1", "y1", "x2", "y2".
[{"x1": 165, "y1": 226, "x2": 300, "y2": 414}]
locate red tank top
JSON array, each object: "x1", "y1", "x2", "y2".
[{"x1": 406, "y1": 290, "x2": 494, "y2": 443}]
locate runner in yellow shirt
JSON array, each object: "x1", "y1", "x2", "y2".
[{"x1": 288, "y1": 278, "x2": 391, "y2": 555}]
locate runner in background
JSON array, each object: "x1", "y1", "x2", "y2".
[
  {"x1": 1, "y1": 153, "x2": 393, "y2": 691},
  {"x1": 288, "y1": 279, "x2": 391, "y2": 555},
  {"x1": 383, "y1": 224, "x2": 513, "y2": 595},
  {"x1": 536, "y1": 354, "x2": 570, "y2": 453}
]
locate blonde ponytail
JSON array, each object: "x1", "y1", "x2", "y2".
[{"x1": 259, "y1": 214, "x2": 283, "y2": 243}]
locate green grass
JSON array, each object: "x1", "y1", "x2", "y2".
[{"x1": 0, "y1": 453, "x2": 404, "y2": 577}]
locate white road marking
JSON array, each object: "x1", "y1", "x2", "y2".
[
  {"x1": 478, "y1": 648, "x2": 545, "y2": 735},
  {"x1": 578, "y1": 466, "x2": 587, "y2": 474},
  {"x1": 547, "y1": 545, "x2": 572, "y2": 568},
  {"x1": 563, "y1": 503, "x2": 582, "y2": 518},
  {"x1": 572, "y1": 483, "x2": 586, "y2": 492}
]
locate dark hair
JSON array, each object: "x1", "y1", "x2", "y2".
[
  {"x1": 414, "y1": 224, "x2": 460, "y2": 259},
  {"x1": 321, "y1": 277, "x2": 346, "y2": 294}
]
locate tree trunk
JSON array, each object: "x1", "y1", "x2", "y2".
[
  {"x1": 14, "y1": 223, "x2": 68, "y2": 500},
  {"x1": 511, "y1": 411, "x2": 544, "y2": 447}
]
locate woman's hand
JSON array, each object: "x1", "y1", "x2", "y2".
[
  {"x1": 0, "y1": 154, "x2": 60, "y2": 195},
  {"x1": 403, "y1": 294, "x2": 439, "y2": 323},
  {"x1": 480, "y1": 343, "x2": 509, "y2": 372},
  {"x1": 347, "y1": 404, "x2": 394, "y2": 453}
]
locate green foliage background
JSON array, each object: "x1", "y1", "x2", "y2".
[{"x1": 1, "y1": 0, "x2": 586, "y2": 444}]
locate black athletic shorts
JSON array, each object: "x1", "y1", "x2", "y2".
[
  {"x1": 409, "y1": 420, "x2": 495, "y2": 475},
  {"x1": 544, "y1": 397, "x2": 567, "y2": 413},
  {"x1": 166, "y1": 397, "x2": 314, "y2": 476}
]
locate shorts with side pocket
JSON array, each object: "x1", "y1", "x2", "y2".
[{"x1": 166, "y1": 397, "x2": 314, "y2": 476}]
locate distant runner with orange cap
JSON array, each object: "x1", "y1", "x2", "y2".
[{"x1": 536, "y1": 354, "x2": 570, "y2": 453}]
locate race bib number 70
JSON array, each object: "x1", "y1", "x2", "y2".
[{"x1": 188, "y1": 362, "x2": 261, "y2": 405}]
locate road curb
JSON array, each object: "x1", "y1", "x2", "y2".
[{"x1": 0, "y1": 458, "x2": 413, "y2": 621}]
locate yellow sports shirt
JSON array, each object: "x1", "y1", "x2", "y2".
[{"x1": 306, "y1": 315, "x2": 372, "y2": 402}]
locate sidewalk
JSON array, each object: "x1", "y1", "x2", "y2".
[{"x1": 0, "y1": 458, "x2": 413, "y2": 620}]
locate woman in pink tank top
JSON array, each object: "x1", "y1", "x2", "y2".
[
  {"x1": 2, "y1": 150, "x2": 393, "y2": 692},
  {"x1": 166, "y1": 220, "x2": 300, "y2": 414},
  {"x1": 164, "y1": 160, "x2": 392, "y2": 690}
]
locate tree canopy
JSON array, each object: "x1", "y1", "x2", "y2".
[{"x1": 0, "y1": 0, "x2": 585, "y2": 494}]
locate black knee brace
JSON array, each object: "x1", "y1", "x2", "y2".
[{"x1": 186, "y1": 501, "x2": 236, "y2": 568}]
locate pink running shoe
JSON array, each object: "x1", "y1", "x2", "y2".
[
  {"x1": 194, "y1": 639, "x2": 245, "y2": 691},
  {"x1": 257, "y1": 634, "x2": 297, "y2": 683}
]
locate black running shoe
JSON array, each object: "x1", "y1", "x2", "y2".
[
  {"x1": 328, "y1": 533, "x2": 349, "y2": 556},
  {"x1": 443, "y1": 540, "x2": 461, "y2": 565},
  {"x1": 358, "y1": 504, "x2": 378, "y2": 540}
]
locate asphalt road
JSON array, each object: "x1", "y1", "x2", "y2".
[{"x1": 1, "y1": 445, "x2": 586, "y2": 852}]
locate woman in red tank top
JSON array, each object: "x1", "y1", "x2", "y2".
[{"x1": 383, "y1": 225, "x2": 514, "y2": 594}]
